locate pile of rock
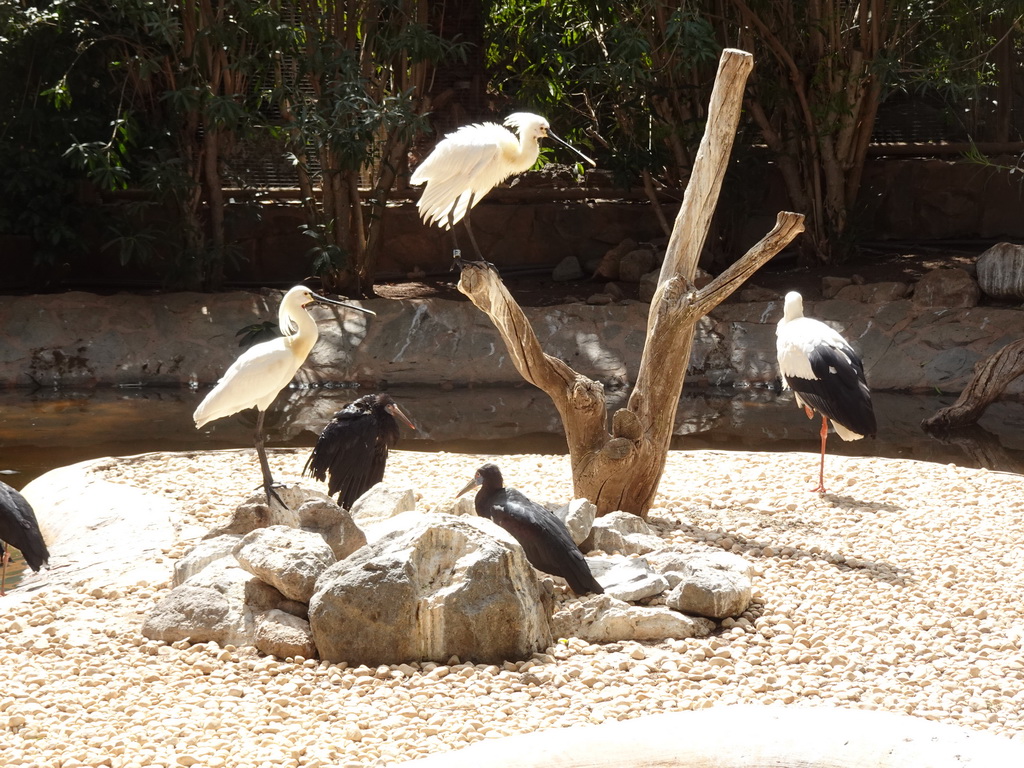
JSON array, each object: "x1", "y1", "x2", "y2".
[
  {"x1": 551, "y1": 238, "x2": 717, "y2": 305},
  {"x1": 142, "y1": 484, "x2": 754, "y2": 665}
]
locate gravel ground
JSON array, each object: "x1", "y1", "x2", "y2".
[{"x1": 2, "y1": 447, "x2": 1023, "y2": 767}]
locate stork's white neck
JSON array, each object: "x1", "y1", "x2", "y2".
[{"x1": 782, "y1": 291, "x2": 805, "y2": 322}]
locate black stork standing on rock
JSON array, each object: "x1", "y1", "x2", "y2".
[
  {"x1": 458, "y1": 463, "x2": 603, "y2": 596},
  {"x1": 303, "y1": 393, "x2": 416, "y2": 508},
  {"x1": 0, "y1": 480, "x2": 49, "y2": 596},
  {"x1": 776, "y1": 291, "x2": 877, "y2": 493}
]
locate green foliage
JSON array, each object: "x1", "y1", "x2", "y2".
[
  {"x1": 268, "y1": 1, "x2": 467, "y2": 292},
  {"x1": 486, "y1": 1, "x2": 719, "y2": 185},
  {"x1": 0, "y1": 2, "x2": 114, "y2": 270}
]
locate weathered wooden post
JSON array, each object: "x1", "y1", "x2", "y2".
[{"x1": 458, "y1": 49, "x2": 805, "y2": 516}]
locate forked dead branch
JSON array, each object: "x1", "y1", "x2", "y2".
[{"x1": 458, "y1": 49, "x2": 805, "y2": 516}]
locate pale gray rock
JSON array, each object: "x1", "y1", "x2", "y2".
[
  {"x1": 550, "y1": 498, "x2": 597, "y2": 546},
  {"x1": 245, "y1": 578, "x2": 291, "y2": 613},
  {"x1": 296, "y1": 498, "x2": 366, "y2": 560},
  {"x1": 204, "y1": 486, "x2": 334, "y2": 538},
  {"x1": 619, "y1": 249, "x2": 655, "y2": 283},
  {"x1": 646, "y1": 546, "x2": 755, "y2": 578},
  {"x1": 142, "y1": 561, "x2": 257, "y2": 647},
  {"x1": 552, "y1": 594, "x2": 715, "y2": 643},
  {"x1": 664, "y1": 559, "x2": 753, "y2": 619},
  {"x1": 421, "y1": 494, "x2": 475, "y2": 517},
  {"x1": 586, "y1": 293, "x2": 614, "y2": 305},
  {"x1": 592, "y1": 238, "x2": 637, "y2": 281},
  {"x1": 233, "y1": 525, "x2": 336, "y2": 603},
  {"x1": 835, "y1": 281, "x2": 910, "y2": 303},
  {"x1": 173, "y1": 534, "x2": 242, "y2": 587},
  {"x1": 584, "y1": 511, "x2": 664, "y2": 555},
  {"x1": 821, "y1": 276, "x2": 853, "y2": 298},
  {"x1": 309, "y1": 512, "x2": 552, "y2": 665},
  {"x1": 349, "y1": 483, "x2": 416, "y2": 524},
  {"x1": 254, "y1": 609, "x2": 317, "y2": 660},
  {"x1": 552, "y1": 256, "x2": 584, "y2": 282},
  {"x1": 977, "y1": 242, "x2": 1024, "y2": 301},
  {"x1": 912, "y1": 268, "x2": 980, "y2": 307},
  {"x1": 589, "y1": 556, "x2": 669, "y2": 602}
]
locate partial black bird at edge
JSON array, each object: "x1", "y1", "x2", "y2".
[{"x1": 0, "y1": 480, "x2": 49, "y2": 596}]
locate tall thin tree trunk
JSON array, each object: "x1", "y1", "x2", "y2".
[{"x1": 459, "y1": 50, "x2": 804, "y2": 517}]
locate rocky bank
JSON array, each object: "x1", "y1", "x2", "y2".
[
  {"x1": 4, "y1": 447, "x2": 1024, "y2": 766},
  {"x1": 3, "y1": 277, "x2": 1024, "y2": 395}
]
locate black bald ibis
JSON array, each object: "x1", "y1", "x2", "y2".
[
  {"x1": 303, "y1": 393, "x2": 416, "y2": 508},
  {"x1": 0, "y1": 480, "x2": 49, "y2": 595},
  {"x1": 776, "y1": 291, "x2": 876, "y2": 493},
  {"x1": 458, "y1": 463, "x2": 603, "y2": 596}
]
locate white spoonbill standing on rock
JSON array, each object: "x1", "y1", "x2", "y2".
[
  {"x1": 410, "y1": 112, "x2": 596, "y2": 263},
  {"x1": 193, "y1": 285, "x2": 375, "y2": 506},
  {"x1": 776, "y1": 291, "x2": 876, "y2": 493}
]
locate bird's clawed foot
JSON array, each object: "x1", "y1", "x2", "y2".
[
  {"x1": 258, "y1": 482, "x2": 289, "y2": 509},
  {"x1": 452, "y1": 250, "x2": 497, "y2": 273}
]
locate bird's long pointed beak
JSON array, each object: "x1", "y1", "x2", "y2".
[
  {"x1": 386, "y1": 403, "x2": 417, "y2": 431},
  {"x1": 307, "y1": 292, "x2": 376, "y2": 316},
  {"x1": 456, "y1": 476, "x2": 481, "y2": 498},
  {"x1": 547, "y1": 130, "x2": 597, "y2": 168}
]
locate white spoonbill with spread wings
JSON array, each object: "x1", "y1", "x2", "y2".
[{"x1": 410, "y1": 113, "x2": 596, "y2": 263}]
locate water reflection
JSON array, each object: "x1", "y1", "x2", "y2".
[{"x1": 1, "y1": 385, "x2": 1023, "y2": 492}]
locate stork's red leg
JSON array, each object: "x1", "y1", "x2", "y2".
[{"x1": 812, "y1": 415, "x2": 829, "y2": 494}]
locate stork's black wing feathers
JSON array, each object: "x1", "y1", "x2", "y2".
[
  {"x1": 787, "y1": 344, "x2": 876, "y2": 437},
  {"x1": 0, "y1": 481, "x2": 49, "y2": 572},
  {"x1": 485, "y1": 488, "x2": 603, "y2": 596}
]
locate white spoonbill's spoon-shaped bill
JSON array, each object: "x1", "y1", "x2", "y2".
[
  {"x1": 410, "y1": 112, "x2": 596, "y2": 262},
  {"x1": 776, "y1": 290, "x2": 876, "y2": 494},
  {"x1": 193, "y1": 285, "x2": 375, "y2": 506}
]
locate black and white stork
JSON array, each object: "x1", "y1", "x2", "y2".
[{"x1": 776, "y1": 291, "x2": 877, "y2": 493}]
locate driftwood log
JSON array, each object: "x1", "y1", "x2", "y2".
[
  {"x1": 458, "y1": 48, "x2": 804, "y2": 517},
  {"x1": 922, "y1": 338, "x2": 1024, "y2": 430},
  {"x1": 400, "y1": 705, "x2": 1024, "y2": 767}
]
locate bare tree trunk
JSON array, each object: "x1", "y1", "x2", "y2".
[
  {"x1": 459, "y1": 49, "x2": 805, "y2": 517},
  {"x1": 922, "y1": 339, "x2": 1024, "y2": 431}
]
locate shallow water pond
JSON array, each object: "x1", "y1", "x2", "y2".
[{"x1": 2, "y1": 384, "x2": 1023, "y2": 592}]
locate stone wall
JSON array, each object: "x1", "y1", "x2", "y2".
[
  {"x1": 3, "y1": 289, "x2": 1023, "y2": 395},
  {"x1": 3, "y1": 158, "x2": 1022, "y2": 291}
]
